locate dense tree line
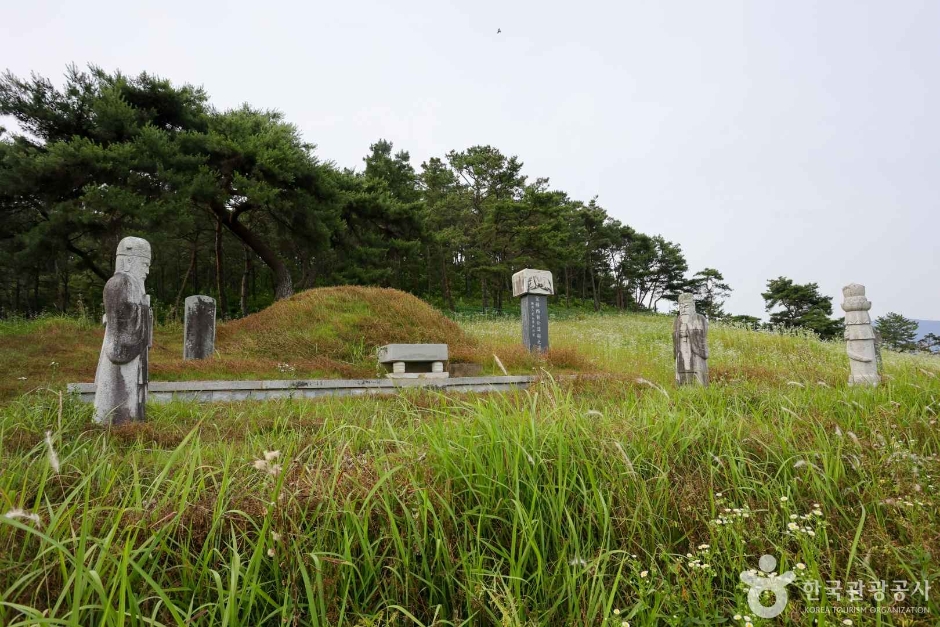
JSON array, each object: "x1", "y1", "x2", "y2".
[{"x1": 0, "y1": 66, "x2": 732, "y2": 320}]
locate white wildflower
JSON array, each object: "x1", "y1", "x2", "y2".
[
  {"x1": 264, "y1": 450, "x2": 281, "y2": 461},
  {"x1": 44, "y1": 431, "x2": 60, "y2": 473},
  {"x1": 4, "y1": 509, "x2": 41, "y2": 526}
]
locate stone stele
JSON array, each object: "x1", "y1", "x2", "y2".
[
  {"x1": 183, "y1": 295, "x2": 217, "y2": 360},
  {"x1": 841, "y1": 283, "x2": 880, "y2": 386},
  {"x1": 93, "y1": 237, "x2": 153, "y2": 424},
  {"x1": 673, "y1": 292, "x2": 709, "y2": 386},
  {"x1": 512, "y1": 268, "x2": 553, "y2": 353}
]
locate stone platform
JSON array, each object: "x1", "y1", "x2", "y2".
[
  {"x1": 377, "y1": 343, "x2": 449, "y2": 378},
  {"x1": 67, "y1": 375, "x2": 535, "y2": 404}
]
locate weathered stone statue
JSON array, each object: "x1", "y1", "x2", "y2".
[
  {"x1": 183, "y1": 295, "x2": 216, "y2": 360},
  {"x1": 512, "y1": 268, "x2": 553, "y2": 352},
  {"x1": 93, "y1": 237, "x2": 153, "y2": 424},
  {"x1": 673, "y1": 293, "x2": 709, "y2": 386},
  {"x1": 841, "y1": 284, "x2": 880, "y2": 386}
]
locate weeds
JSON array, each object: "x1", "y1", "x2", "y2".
[{"x1": 0, "y1": 313, "x2": 938, "y2": 624}]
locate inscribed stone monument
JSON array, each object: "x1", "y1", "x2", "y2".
[
  {"x1": 673, "y1": 292, "x2": 709, "y2": 386},
  {"x1": 93, "y1": 237, "x2": 153, "y2": 424},
  {"x1": 841, "y1": 284, "x2": 880, "y2": 386},
  {"x1": 183, "y1": 295, "x2": 216, "y2": 360},
  {"x1": 512, "y1": 268, "x2": 552, "y2": 352}
]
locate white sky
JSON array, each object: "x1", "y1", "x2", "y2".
[{"x1": 2, "y1": 0, "x2": 938, "y2": 319}]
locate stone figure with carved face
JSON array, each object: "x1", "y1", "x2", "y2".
[
  {"x1": 93, "y1": 237, "x2": 153, "y2": 424},
  {"x1": 673, "y1": 293, "x2": 709, "y2": 386}
]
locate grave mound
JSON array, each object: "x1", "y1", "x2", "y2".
[{"x1": 217, "y1": 286, "x2": 478, "y2": 364}]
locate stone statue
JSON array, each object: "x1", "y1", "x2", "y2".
[
  {"x1": 841, "y1": 284, "x2": 880, "y2": 387},
  {"x1": 93, "y1": 237, "x2": 153, "y2": 424},
  {"x1": 673, "y1": 293, "x2": 709, "y2": 386}
]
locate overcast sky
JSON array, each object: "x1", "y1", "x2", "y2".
[{"x1": 3, "y1": 0, "x2": 938, "y2": 319}]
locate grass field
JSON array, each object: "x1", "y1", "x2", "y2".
[{"x1": 2, "y1": 301, "x2": 940, "y2": 625}]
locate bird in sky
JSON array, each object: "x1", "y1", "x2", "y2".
[{"x1": 497, "y1": 28, "x2": 501, "y2": 34}]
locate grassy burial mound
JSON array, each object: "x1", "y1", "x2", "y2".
[
  {"x1": 158, "y1": 286, "x2": 482, "y2": 381},
  {"x1": 0, "y1": 287, "x2": 611, "y2": 402},
  {"x1": 0, "y1": 287, "x2": 482, "y2": 400},
  {"x1": 217, "y1": 286, "x2": 478, "y2": 365}
]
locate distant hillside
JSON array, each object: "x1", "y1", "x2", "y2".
[{"x1": 915, "y1": 319, "x2": 940, "y2": 340}]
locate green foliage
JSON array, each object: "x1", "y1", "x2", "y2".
[
  {"x1": 919, "y1": 332, "x2": 940, "y2": 353},
  {"x1": 724, "y1": 314, "x2": 761, "y2": 330},
  {"x1": 874, "y1": 312, "x2": 920, "y2": 352},
  {"x1": 761, "y1": 276, "x2": 843, "y2": 340},
  {"x1": 0, "y1": 65, "x2": 716, "y2": 320},
  {"x1": 687, "y1": 268, "x2": 732, "y2": 318},
  {"x1": 2, "y1": 314, "x2": 939, "y2": 624}
]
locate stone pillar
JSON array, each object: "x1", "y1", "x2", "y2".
[
  {"x1": 94, "y1": 237, "x2": 153, "y2": 424},
  {"x1": 183, "y1": 295, "x2": 216, "y2": 360},
  {"x1": 841, "y1": 284, "x2": 880, "y2": 387},
  {"x1": 673, "y1": 292, "x2": 709, "y2": 386},
  {"x1": 512, "y1": 268, "x2": 553, "y2": 353}
]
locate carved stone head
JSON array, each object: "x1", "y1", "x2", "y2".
[
  {"x1": 678, "y1": 292, "x2": 696, "y2": 316},
  {"x1": 115, "y1": 237, "x2": 152, "y2": 282}
]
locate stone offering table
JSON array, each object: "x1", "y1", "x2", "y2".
[{"x1": 377, "y1": 343, "x2": 449, "y2": 379}]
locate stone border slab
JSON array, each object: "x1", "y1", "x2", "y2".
[{"x1": 67, "y1": 376, "x2": 535, "y2": 404}]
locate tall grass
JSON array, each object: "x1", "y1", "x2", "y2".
[{"x1": 2, "y1": 313, "x2": 939, "y2": 625}]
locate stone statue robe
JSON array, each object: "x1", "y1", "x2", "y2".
[
  {"x1": 94, "y1": 272, "x2": 152, "y2": 424},
  {"x1": 673, "y1": 313, "x2": 709, "y2": 386}
]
